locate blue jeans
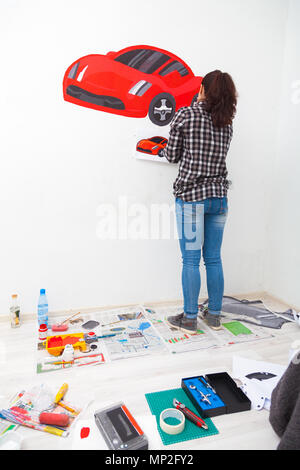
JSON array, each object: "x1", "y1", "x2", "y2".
[{"x1": 175, "y1": 197, "x2": 228, "y2": 318}]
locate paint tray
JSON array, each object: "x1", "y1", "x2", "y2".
[
  {"x1": 145, "y1": 387, "x2": 219, "y2": 446},
  {"x1": 46, "y1": 333, "x2": 87, "y2": 356}
]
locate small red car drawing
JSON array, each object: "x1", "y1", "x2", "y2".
[
  {"x1": 136, "y1": 136, "x2": 168, "y2": 155},
  {"x1": 63, "y1": 45, "x2": 202, "y2": 126}
]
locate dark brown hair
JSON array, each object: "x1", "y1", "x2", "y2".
[{"x1": 202, "y1": 70, "x2": 237, "y2": 128}]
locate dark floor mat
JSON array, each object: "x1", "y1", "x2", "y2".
[{"x1": 201, "y1": 296, "x2": 293, "y2": 329}]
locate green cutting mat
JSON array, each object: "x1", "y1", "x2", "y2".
[
  {"x1": 145, "y1": 388, "x2": 219, "y2": 446},
  {"x1": 222, "y1": 321, "x2": 252, "y2": 336}
]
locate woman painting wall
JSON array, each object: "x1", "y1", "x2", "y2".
[{"x1": 158, "y1": 70, "x2": 237, "y2": 332}]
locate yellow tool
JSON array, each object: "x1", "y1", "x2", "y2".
[
  {"x1": 54, "y1": 383, "x2": 68, "y2": 404},
  {"x1": 44, "y1": 425, "x2": 66, "y2": 437},
  {"x1": 54, "y1": 383, "x2": 79, "y2": 416},
  {"x1": 58, "y1": 401, "x2": 78, "y2": 415}
]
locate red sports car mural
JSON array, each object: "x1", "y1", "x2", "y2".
[
  {"x1": 63, "y1": 45, "x2": 202, "y2": 126},
  {"x1": 136, "y1": 136, "x2": 168, "y2": 155}
]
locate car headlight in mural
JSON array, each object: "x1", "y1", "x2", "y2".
[
  {"x1": 63, "y1": 45, "x2": 202, "y2": 127},
  {"x1": 68, "y1": 62, "x2": 80, "y2": 79}
]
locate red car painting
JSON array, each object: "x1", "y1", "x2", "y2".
[
  {"x1": 63, "y1": 45, "x2": 202, "y2": 126},
  {"x1": 136, "y1": 136, "x2": 168, "y2": 155}
]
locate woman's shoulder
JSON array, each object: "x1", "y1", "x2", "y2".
[
  {"x1": 185, "y1": 103, "x2": 212, "y2": 126},
  {"x1": 172, "y1": 103, "x2": 215, "y2": 129},
  {"x1": 177, "y1": 103, "x2": 209, "y2": 118}
]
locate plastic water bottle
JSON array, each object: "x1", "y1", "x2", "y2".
[{"x1": 38, "y1": 289, "x2": 48, "y2": 326}]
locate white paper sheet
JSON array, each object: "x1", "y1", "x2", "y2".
[{"x1": 232, "y1": 356, "x2": 287, "y2": 410}]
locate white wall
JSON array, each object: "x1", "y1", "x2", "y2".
[
  {"x1": 0, "y1": 0, "x2": 290, "y2": 315},
  {"x1": 264, "y1": 0, "x2": 300, "y2": 309}
]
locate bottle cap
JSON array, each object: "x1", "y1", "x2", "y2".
[{"x1": 40, "y1": 289, "x2": 46, "y2": 295}]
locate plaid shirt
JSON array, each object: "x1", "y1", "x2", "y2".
[{"x1": 160, "y1": 102, "x2": 233, "y2": 202}]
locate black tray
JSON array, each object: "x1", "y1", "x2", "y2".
[{"x1": 181, "y1": 372, "x2": 251, "y2": 418}]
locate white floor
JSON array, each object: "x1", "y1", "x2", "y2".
[{"x1": 1, "y1": 293, "x2": 299, "y2": 450}]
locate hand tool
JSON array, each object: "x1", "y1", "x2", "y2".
[
  {"x1": 199, "y1": 390, "x2": 211, "y2": 405},
  {"x1": 60, "y1": 311, "x2": 81, "y2": 325},
  {"x1": 84, "y1": 332, "x2": 117, "y2": 344},
  {"x1": 53, "y1": 383, "x2": 79, "y2": 415},
  {"x1": 199, "y1": 376, "x2": 217, "y2": 394},
  {"x1": 54, "y1": 383, "x2": 68, "y2": 404},
  {"x1": 46, "y1": 352, "x2": 103, "y2": 367},
  {"x1": 39, "y1": 412, "x2": 70, "y2": 427},
  {"x1": 57, "y1": 402, "x2": 78, "y2": 415},
  {"x1": 173, "y1": 399, "x2": 208, "y2": 430},
  {"x1": 48, "y1": 360, "x2": 73, "y2": 365},
  {"x1": 189, "y1": 385, "x2": 212, "y2": 405},
  {"x1": 204, "y1": 376, "x2": 217, "y2": 394}
]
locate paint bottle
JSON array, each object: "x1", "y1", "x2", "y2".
[
  {"x1": 61, "y1": 344, "x2": 74, "y2": 362},
  {"x1": 10, "y1": 294, "x2": 21, "y2": 328},
  {"x1": 38, "y1": 323, "x2": 48, "y2": 341},
  {"x1": 38, "y1": 289, "x2": 48, "y2": 326}
]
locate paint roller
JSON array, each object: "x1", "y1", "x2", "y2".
[
  {"x1": 39, "y1": 383, "x2": 71, "y2": 426},
  {"x1": 39, "y1": 412, "x2": 70, "y2": 427}
]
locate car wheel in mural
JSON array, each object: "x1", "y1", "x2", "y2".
[
  {"x1": 148, "y1": 93, "x2": 176, "y2": 126},
  {"x1": 63, "y1": 45, "x2": 202, "y2": 126}
]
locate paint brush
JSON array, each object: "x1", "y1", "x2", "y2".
[
  {"x1": 60, "y1": 311, "x2": 81, "y2": 325},
  {"x1": 51, "y1": 311, "x2": 81, "y2": 332}
]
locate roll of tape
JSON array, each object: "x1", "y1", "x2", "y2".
[{"x1": 159, "y1": 408, "x2": 185, "y2": 435}]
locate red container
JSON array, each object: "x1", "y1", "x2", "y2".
[{"x1": 39, "y1": 323, "x2": 48, "y2": 341}]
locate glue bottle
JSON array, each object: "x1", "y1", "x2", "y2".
[
  {"x1": 38, "y1": 289, "x2": 48, "y2": 326},
  {"x1": 10, "y1": 294, "x2": 21, "y2": 328}
]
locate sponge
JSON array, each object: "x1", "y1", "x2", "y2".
[{"x1": 51, "y1": 323, "x2": 69, "y2": 332}]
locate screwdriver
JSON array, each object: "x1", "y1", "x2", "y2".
[{"x1": 173, "y1": 399, "x2": 208, "y2": 430}]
